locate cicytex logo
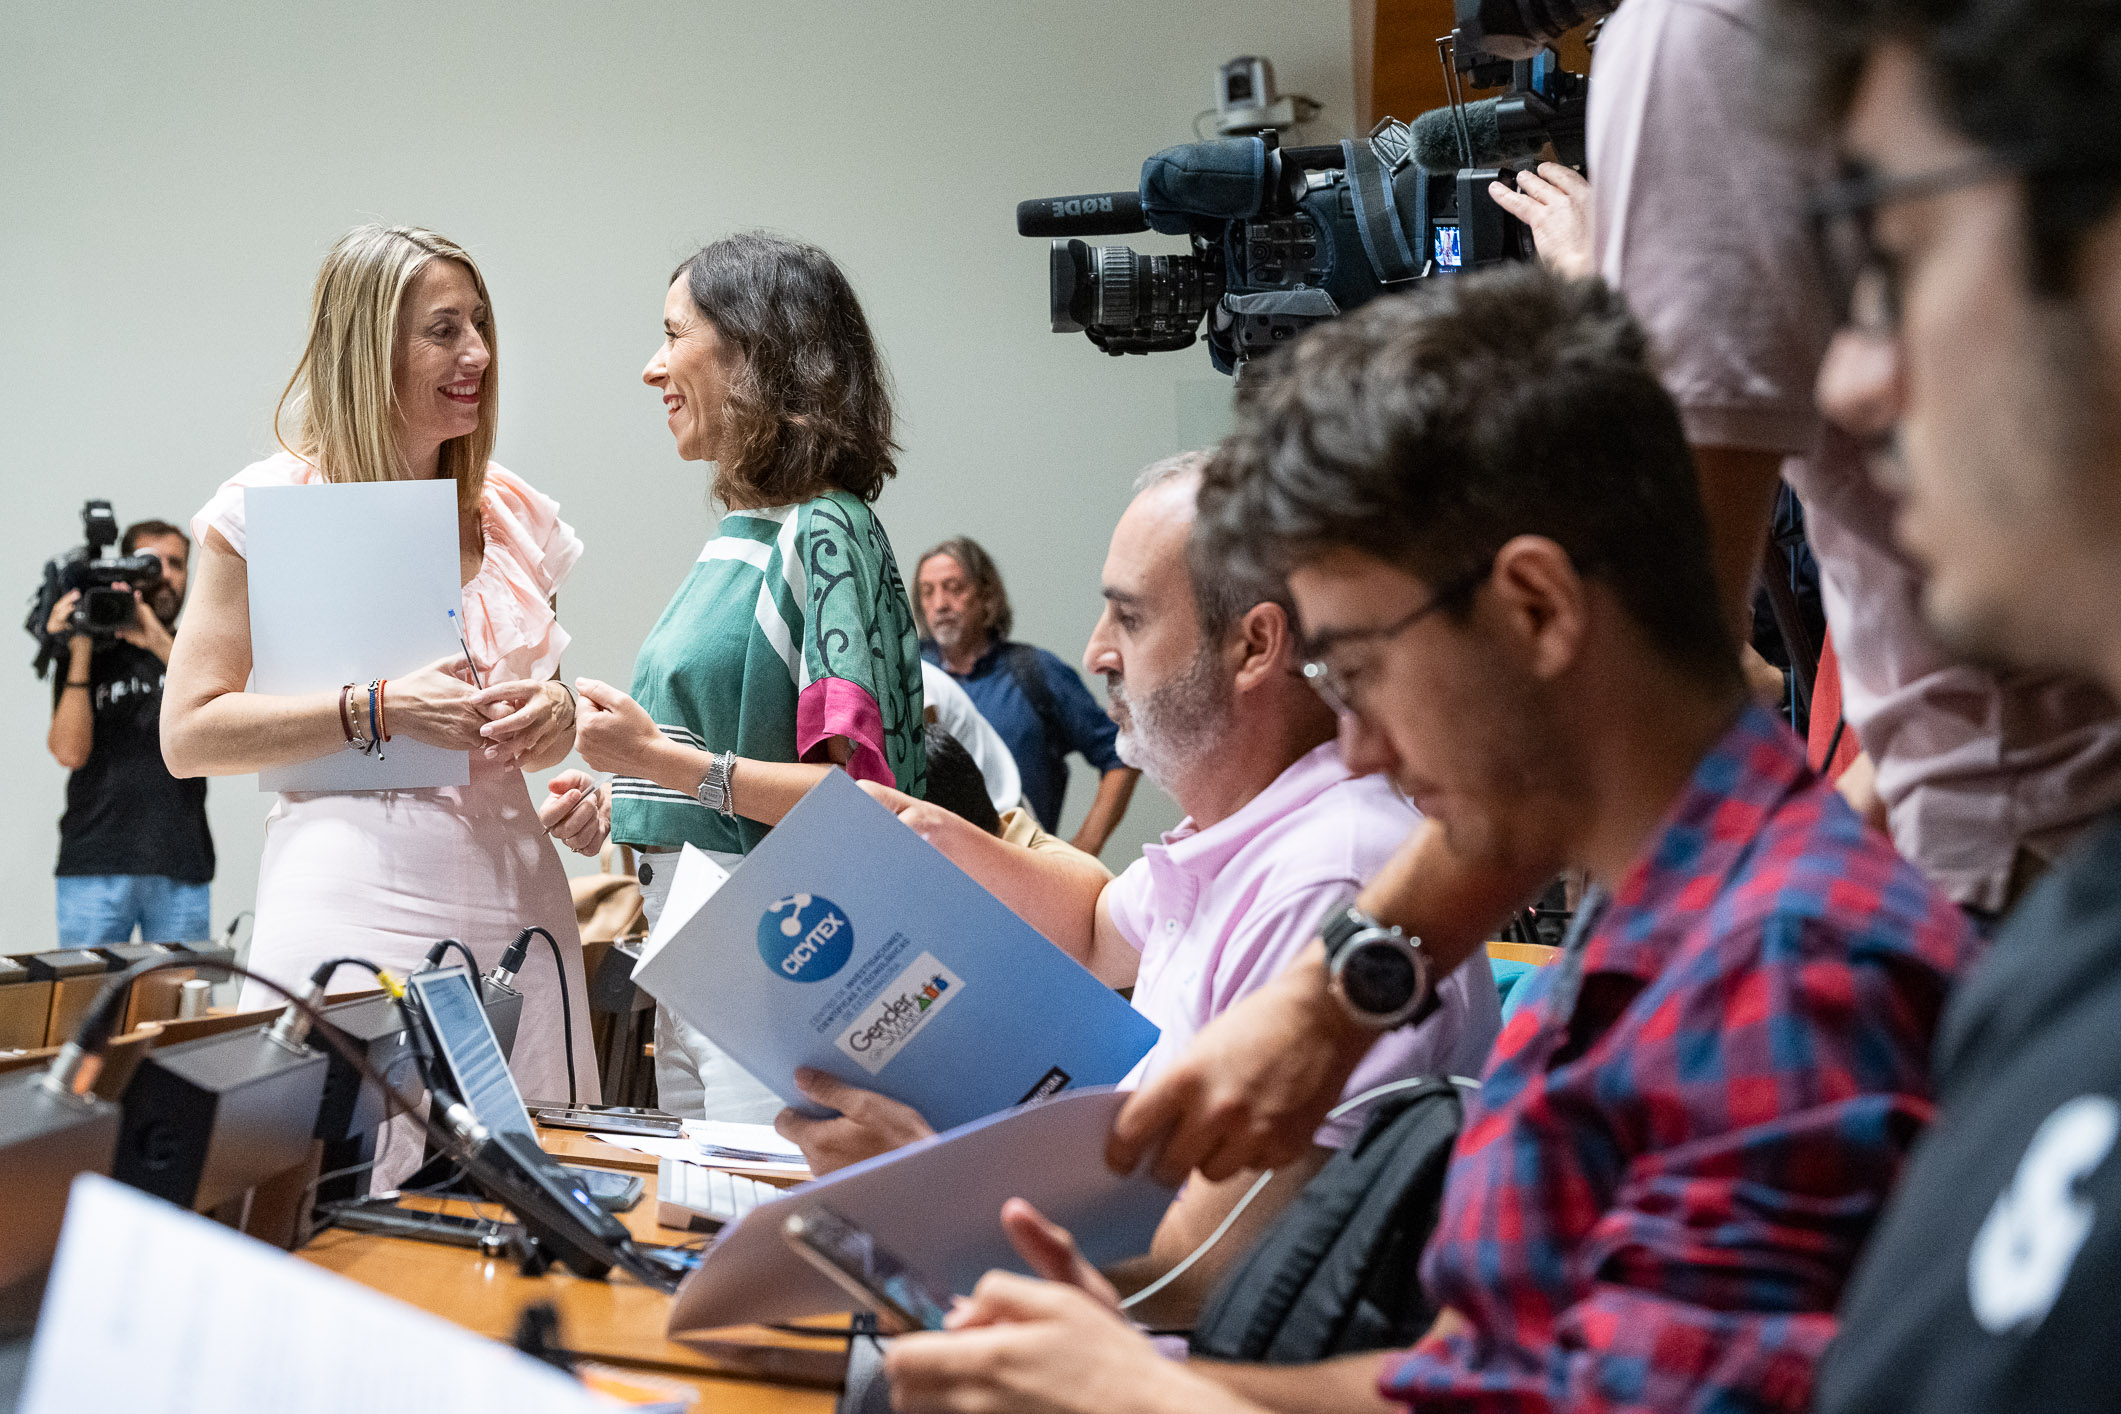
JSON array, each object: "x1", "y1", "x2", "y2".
[{"x1": 757, "y1": 893, "x2": 855, "y2": 982}]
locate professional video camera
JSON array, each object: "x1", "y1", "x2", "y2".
[
  {"x1": 26, "y1": 500, "x2": 164, "y2": 678},
  {"x1": 1017, "y1": 0, "x2": 1610, "y2": 373}
]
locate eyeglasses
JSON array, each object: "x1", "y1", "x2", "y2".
[
  {"x1": 1810, "y1": 153, "x2": 2024, "y2": 335},
  {"x1": 1300, "y1": 559, "x2": 1492, "y2": 718}
]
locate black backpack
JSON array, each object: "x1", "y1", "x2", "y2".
[{"x1": 1187, "y1": 1078, "x2": 1467, "y2": 1363}]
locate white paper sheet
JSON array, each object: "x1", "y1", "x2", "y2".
[
  {"x1": 246, "y1": 480, "x2": 470, "y2": 792},
  {"x1": 20, "y1": 1174, "x2": 605, "y2": 1414},
  {"x1": 681, "y1": 1119, "x2": 805, "y2": 1163},
  {"x1": 589, "y1": 1130, "x2": 810, "y2": 1179},
  {"x1": 630, "y1": 843, "x2": 729, "y2": 975}
]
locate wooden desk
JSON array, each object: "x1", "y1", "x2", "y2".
[{"x1": 298, "y1": 1132, "x2": 838, "y2": 1411}]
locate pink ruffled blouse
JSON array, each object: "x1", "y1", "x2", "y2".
[{"x1": 192, "y1": 452, "x2": 582, "y2": 683}]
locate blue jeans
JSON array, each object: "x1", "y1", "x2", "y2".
[{"x1": 55, "y1": 876, "x2": 212, "y2": 945}]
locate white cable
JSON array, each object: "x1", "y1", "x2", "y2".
[
  {"x1": 1328, "y1": 1073, "x2": 1481, "y2": 1122},
  {"x1": 1119, "y1": 1167, "x2": 1277, "y2": 1311},
  {"x1": 1116, "y1": 1074, "x2": 1480, "y2": 1312}
]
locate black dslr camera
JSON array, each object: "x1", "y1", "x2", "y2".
[
  {"x1": 27, "y1": 500, "x2": 163, "y2": 677},
  {"x1": 1017, "y1": 3, "x2": 1601, "y2": 373}
]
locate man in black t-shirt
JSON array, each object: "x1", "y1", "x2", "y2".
[
  {"x1": 45, "y1": 519, "x2": 213, "y2": 944},
  {"x1": 1773, "y1": 1, "x2": 2121, "y2": 1409}
]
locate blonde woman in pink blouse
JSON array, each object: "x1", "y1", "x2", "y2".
[{"x1": 163, "y1": 227, "x2": 600, "y2": 1169}]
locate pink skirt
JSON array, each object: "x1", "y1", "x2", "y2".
[{"x1": 239, "y1": 753, "x2": 600, "y2": 1183}]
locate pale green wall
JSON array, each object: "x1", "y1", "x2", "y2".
[{"x1": 1, "y1": 0, "x2": 1352, "y2": 952}]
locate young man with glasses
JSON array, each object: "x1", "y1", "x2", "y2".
[
  {"x1": 1770, "y1": 2, "x2": 2121, "y2": 1407},
  {"x1": 881, "y1": 268, "x2": 1976, "y2": 1414},
  {"x1": 1588, "y1": 0, "x2": 2121, "y2": 927},
  {"x1": 1104, "y1": 0, "x2": 2121, "y2": 1208}
]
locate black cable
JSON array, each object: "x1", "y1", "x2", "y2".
[
  {"x1": 513, "y1": 926, "x2": 577, "y2": 1106},
  {"x1": 53, "y1": 959, "x2": 474, "y2": 1216},
  {"x1": 422, "y1": 939, "x2": 480, "y2": 976},
  {"x1": 1820, "y1": 715, "x2": 1849, "y2": 774},
  {"x1": 292, "y1": 1048, "x2": 424, "y2": 1237},
  {"x1": 762, "y1": 1320, "x2": 860, "y2": 1340},
  {"x1": 57, "y1": 954, "x2": 653, "y2": 1284},
  {"x1": 309, "y1": 955, "x2": 391, "y2": 990}
]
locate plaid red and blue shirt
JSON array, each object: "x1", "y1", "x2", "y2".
[{"x1": 1381, "y1": 705, "x2": 1979, "y2": 1413}]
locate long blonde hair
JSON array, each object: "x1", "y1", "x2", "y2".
[{"x1": 274, "y1": 225, "x2": 497, "y2": 512}]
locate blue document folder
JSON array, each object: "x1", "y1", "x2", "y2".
[{"x1": 632, "y1": 770, "x2": 1160, "y2": 1132}]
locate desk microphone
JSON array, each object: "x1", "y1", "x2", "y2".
[
  {"x1": 2, "y1": 954, "x2": 281, "y2": 1288},
  {"x1": 422, "y1": 938, "x2": 526, "y2": 1062},
  {"x1": 0, "y1": 1067, "x2": 119, "y2": 1293},
  {"x1": 479, "y1": 926, "x2": 577, "y2": 1105}
]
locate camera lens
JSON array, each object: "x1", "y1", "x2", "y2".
[
  {"x1": 1049, "y1": 239, "x2": 1222, "y2": 355},
  {"x1": 79, "y1": 587, "x2": 133, "y2": 634},
  {"x1": 1457, "y1": 0, "x2": 1615, "y2": 60}
]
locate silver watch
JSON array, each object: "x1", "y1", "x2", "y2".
[
  {"x1": 696, "y1": 750, "x2": 737, "y2": 819},
  {"x1": 1319, "y1": 903, "x2": 1432, "y2": 1030}
]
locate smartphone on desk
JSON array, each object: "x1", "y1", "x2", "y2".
[
  {"x1": 783, "y1": 1206, "x2": 955, "y2": 1333},
  {"x1": 531, "y1": 1104, "x2": 684, "y2": 1139}
]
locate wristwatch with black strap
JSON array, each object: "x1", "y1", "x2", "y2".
[{"x1": 1319, "y1": 901, "x2": 1436, "y2": 1029}]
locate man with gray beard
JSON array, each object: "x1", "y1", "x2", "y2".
[{"x1": 776, "y1": 453, "x2": 1501, "y2": 1322}]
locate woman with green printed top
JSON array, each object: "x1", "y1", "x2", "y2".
[{"x1": 539, "y1": 232, "x2": 926, "y2": 1120}]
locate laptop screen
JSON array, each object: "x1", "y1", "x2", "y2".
[{"x1": 407, "y1": 966, "x2": 535, "y2": 1140}]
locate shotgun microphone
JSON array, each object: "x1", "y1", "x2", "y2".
[{"x1": 1015, "y1": 192, "x2": 1149, "y2": 237}]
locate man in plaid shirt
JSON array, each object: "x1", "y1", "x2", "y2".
[{"x1": 881, "y1": 268, "x2": 1977, "y2": 1414}]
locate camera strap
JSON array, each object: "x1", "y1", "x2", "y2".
[{"x1": 1341, "y1": 139, "x2": 1421, "y2": 286}]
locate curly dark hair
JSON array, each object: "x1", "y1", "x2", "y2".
[
  {"x1": 1198, "y1": 264, "x2": 1739, "y2": 690},
  {"x1": 674, "y1": 232, "x2": 898, "y2": 505}
]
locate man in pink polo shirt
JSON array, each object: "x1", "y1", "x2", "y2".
[{"x1": 777, "y1": 451, "x2": 1501, "y2": 1320}]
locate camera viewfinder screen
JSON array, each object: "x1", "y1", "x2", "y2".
[{"x1": 1433, "y1": 225, "x2": 1463, "y2": 271}]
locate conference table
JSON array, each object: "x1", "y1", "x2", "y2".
[{"x1": 297, "y1": 1126, "x2": 844, "y2": 1412}]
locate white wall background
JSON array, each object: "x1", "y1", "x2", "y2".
[{"x1": 0, "y1": 1, "x2": 1353, "y2": 953}]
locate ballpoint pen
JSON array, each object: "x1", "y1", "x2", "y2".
[{"x1": 447, "y1": 608, "x2": 486, "y2": 688}]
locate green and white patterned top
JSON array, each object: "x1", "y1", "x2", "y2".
[{"x1": 610, "y1": 490, "x2": 926, "y2": 854}]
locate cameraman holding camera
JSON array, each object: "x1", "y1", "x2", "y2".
[{"x1": 45, "y1": 519, "x2": 213, "y2": 944}]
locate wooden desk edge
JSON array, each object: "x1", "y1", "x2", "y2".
[{"x1": 295, "y1": 1126, "x2": 838, "y2": 1411}]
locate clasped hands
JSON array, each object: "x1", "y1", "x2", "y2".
[
  {"x1": 534, "y1": 677, "x2": 667, "y2": 856},
  {"x1": 372, "y1": 654, "x2": 574, "y2": 768}
]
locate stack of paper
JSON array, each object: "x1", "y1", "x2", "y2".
[{"x1": 590, "y1": 1119, "x2": 811, "y2": 1179}]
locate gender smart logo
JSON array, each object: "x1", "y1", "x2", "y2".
[
  {"x1": 836, "y1": 953, "x2": 964, "y2": 1075},
  {"x1": 758, "y1": 893, "x2": 854, "y2": 982}
]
